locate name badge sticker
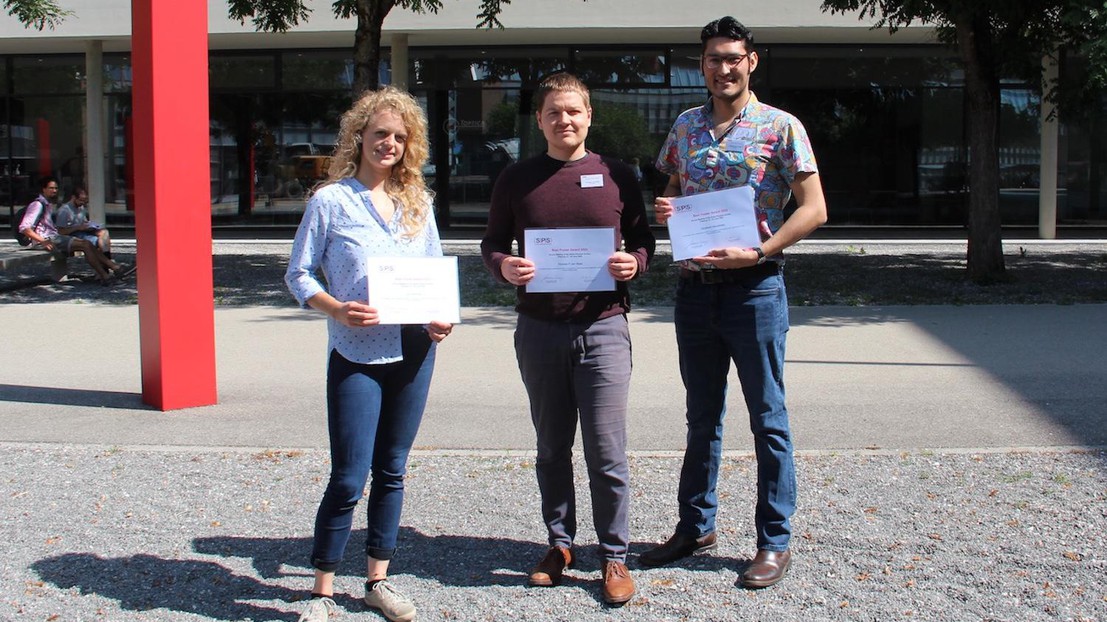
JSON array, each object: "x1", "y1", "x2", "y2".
[
  {"x1": 725, "y1": 128, "x2": 758, "y2": 152},
  {"x1": 580, "y1": 174, "x2": 605, "y2": 188}
]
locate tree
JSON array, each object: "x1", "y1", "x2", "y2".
[
  {"x1": 3, "y1": 0, "x2": 69, "y2": 29},
  {"x1": 5, "y1": 0, "x2": 509, "y2": 96},
  {"x1": 228, "y1": 0, "x2": 511, "y2": 96},
  {"x1": 821, "y1": 0, "x2": 1107, "y2": 283}
]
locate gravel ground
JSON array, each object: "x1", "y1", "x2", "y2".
[
  {"x1": 4, "y1": 239, "x2": 1106, "y2": 621},
  {"x1": 2, "y1": 445, "x2": 1105, "y2": 621}
]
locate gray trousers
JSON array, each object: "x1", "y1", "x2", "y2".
[{"x1": 514, "y1": 313, "x2": 632, "y2": 562}]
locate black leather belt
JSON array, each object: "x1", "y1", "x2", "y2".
[{"x1": 679, "y1": 262, "x2": 780, "y2": 284}]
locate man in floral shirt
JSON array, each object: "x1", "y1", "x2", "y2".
[{"x1": 640, "y1": 16, "x2": 828, "y2": 590}]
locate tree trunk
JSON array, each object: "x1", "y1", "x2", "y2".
[
  {"x1": 956, "y1": 14, "x2": 1006, "y2": 282},
  {"x1": 353, "y1": 0, "x2": 395, "y2": 96}
]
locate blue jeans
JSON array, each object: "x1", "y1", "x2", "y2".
[
  {"x1": 673, "y1": 270, "x2": 795, "y2": 552},
  {"x1": 311, "y1": 327, "x2": 436, "y2": 571}
]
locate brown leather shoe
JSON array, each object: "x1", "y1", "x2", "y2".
[
  {"x1": 741, "y1": 549, "x2": 792, "y2": 588},
  {"x1": 638, "y1": 531, "x2": 717, "y2": 567},
  {"x1": 528, "y1": 546, "x2": 573, "y2": 587},
  {"x1": 601, "y1": 560, "x2": 635, "y2": 605}
]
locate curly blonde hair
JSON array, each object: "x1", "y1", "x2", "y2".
[{"x1": 324, "y1": 86, "x2": 433, "y2": 238}]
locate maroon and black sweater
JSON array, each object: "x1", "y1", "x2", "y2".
[{"x1": 481, "y1": 152, "x2": 656, "y2": 323}]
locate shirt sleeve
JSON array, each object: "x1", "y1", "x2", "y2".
[
  {"x1": 615, "y1": 163, "x2": 656, "y2": 277},
  {"x1": 423, "y1": 192, "x2": 443, "y2": 258},
  {"x1": 54, "y1": 205, "x2": 75, "y2": 229},
  {"x1": 285, "y1": 191, "x2": 330, "y2": 309},
  {"x1": 18, "y1": 201, "x2": 43, "y2": 233},
  {"x1": 480, "y1": 167, "x2": 516, "y2": 284},
  {"x1": 777, "y1": 115, "x2": 819, "y2": 184}
]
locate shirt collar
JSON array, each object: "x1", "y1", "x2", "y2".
[{"x1": 701, "y1": 91, "x2": 761, "y2": 124}]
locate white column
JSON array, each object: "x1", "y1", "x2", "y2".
[
  {"x1": 1039, "y1": 52, "x2": 1059, "y2": 240},
  {"x1": 391, "y1": 33, "x2": 409, "y2": 90},
  {"x1": 85, "y1": 40, "x2": 106, "y2": 224}
]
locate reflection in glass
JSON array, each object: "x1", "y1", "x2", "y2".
[
  {"x1": 210, "y1": 55, "x2": 275, "y2": 90},
  {"x1": 12, "y1": 56, "x2": 84, "y2": 94},
  {"x1": 573, "y1": 49, "x2": 666, "y2": 84}
]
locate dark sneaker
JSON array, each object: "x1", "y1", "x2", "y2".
[
  {"x1": 364, "y1": 579, "x2": 416, "y2": 622},
  {"x1": 639, "y1": 531, "x2": 717, "y2": 567},
  {"x1": 601, "y1": 560, "x2": 636, "y2": 605},
  {"x1": 528, "y1": 546, "x2": 574, "y2": 587}
]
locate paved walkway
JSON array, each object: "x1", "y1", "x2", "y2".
[{"x1": 2, "y1": 302, "x2": 1104, "y2": 452}]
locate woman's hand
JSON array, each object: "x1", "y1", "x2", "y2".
[
  {"x1": 425, "y1": 321, "x2": 453, "y2": 343},
  {"x1": 331, "y1": 301, "x2": 380, "y2": 327}
]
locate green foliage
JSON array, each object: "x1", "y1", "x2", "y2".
[
  {"x1": 484, "y1": 101, "x2": 518, "y2": 138},
  {"x1": 229, "y1": 0, "x2": 508, "y2": 33},
  {"x1": 587, "y1": 100, "x2": 658, "y2": 164},
  {"x1": 820, "y1": 0, "x2": 1107, "y2": 116},
  {"x1": 228, "y1": 0, "x2": 512, "y2": 93},
  {"x1": 3, "y1": 0, "x2": 71, "y2": 30},
  {"x1": 227, "y1": 0, "x2": 312, "y2": 32}
]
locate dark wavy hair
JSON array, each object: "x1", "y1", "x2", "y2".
[{"x1": 701, "y1": 16, "x2": 755, "y2": 54}]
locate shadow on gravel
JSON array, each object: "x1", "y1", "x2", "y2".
[
  {"x1": 0, "y1": 384, "x2": 148, "y2": 410},
  {"x1": 193, "y1": 529, "x2": 748, "y2": 602},
  {"x1": 32, "y1": 552, "x2": 302, "y2": 621}
]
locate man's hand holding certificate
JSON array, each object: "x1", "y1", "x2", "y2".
[
  {"x1": 523, "y1": 227, "x2": 617, "y2": 293},
  {"x1": 366, "y1": 256, "x2": 461, "y2": 324},
  {"x1": 666, "y1": 185, "x2": 761, "y2": 261}
]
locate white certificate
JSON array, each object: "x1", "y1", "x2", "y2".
[
  {"x1": 524, "y1": 227, "x2": 616, "y2": 293},
  {"x1": 667, "y1": 185, "x2": 761, "y2": 261},
  {"x1": 366, "y1": 256, "x2": 461, "y2": 325}
]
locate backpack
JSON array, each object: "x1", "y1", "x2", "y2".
[{"x1": 12, "y1": 201, "x2": 47, "y2": 246}]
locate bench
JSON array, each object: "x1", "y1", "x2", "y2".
[{"x1": 0, "y1": 246, "x2": 70, "y2": 291}]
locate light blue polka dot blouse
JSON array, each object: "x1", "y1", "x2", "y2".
[{"x1": 285, "y1": 177, "x2": 443, "y2": 365}]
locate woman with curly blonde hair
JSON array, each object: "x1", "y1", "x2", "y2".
[{"x1": 286, "y1": 86, "x2": 453, "y2": 622}]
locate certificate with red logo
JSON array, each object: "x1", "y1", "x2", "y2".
[
  {"x1": 524, "y1": 227, "x2": 616, "y2": 293},
  {"x1": 366, "y1": 256, "x2": 461, "y2": 324},
  {"x1": 667, "y1": 185, "x2": 760, "y2": 261}
]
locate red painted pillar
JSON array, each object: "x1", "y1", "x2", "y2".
[
  {"x1": 131, "y1": 0, "x2": 217, "y2": 410},
  {"x1": 35, "y1": 118, "x2": 51, "y2": 178}
]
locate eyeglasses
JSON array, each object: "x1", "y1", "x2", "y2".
[{"x1": 704, "y1": 53, "x2": 751, "y2": 70}]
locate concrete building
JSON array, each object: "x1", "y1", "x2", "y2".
[{"x1": 1, "y1": 0, "x2": 1102, "y2": 234}]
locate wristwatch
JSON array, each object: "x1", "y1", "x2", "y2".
[{"x1": 754, "y1": 247, "x2": 766, "y2": 265}]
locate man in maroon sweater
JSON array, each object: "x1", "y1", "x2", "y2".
[{"x1": 481, "y1": 72, "x2": 655, "y2": 606}]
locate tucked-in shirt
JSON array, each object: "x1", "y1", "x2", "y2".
[
  {"x1": 481, "y1": 152, "x2": 655, "y2": 323},
  {"x1": 18, "y1": 195, "x2": 58, "y2": 241},
  {"x1": 285, "y1": 177, "x2": 442, "y2": 365},
  {"x1": 657, "y1": 93, "x2": 818, "y2": 267}
]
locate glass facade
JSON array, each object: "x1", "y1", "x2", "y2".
[{"x1": 2, "y1": 44, "x2": 1105, "y2": 231}]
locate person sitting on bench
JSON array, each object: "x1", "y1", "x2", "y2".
[{"x1": 18, "y1": 177, "x2": 131, "y2": 286}]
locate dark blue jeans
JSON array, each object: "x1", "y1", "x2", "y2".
[
  {"x1": 673, "y1": 270, "x2": 796, "y2": 552},
  {"x1": 310, "y1": 327, "x2": 436, "y2": 571}
]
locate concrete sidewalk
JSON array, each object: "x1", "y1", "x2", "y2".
[{"x1": 1, "y1": 302, "x2": 1104, "y2": 452}]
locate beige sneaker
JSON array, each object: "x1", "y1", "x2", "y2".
[
  {"x1": 364, "y1": 580, "x2": 416, "y2": 622},
  {"x1": 297, "y1": 596, "x2": 335, "y2": 622}
]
